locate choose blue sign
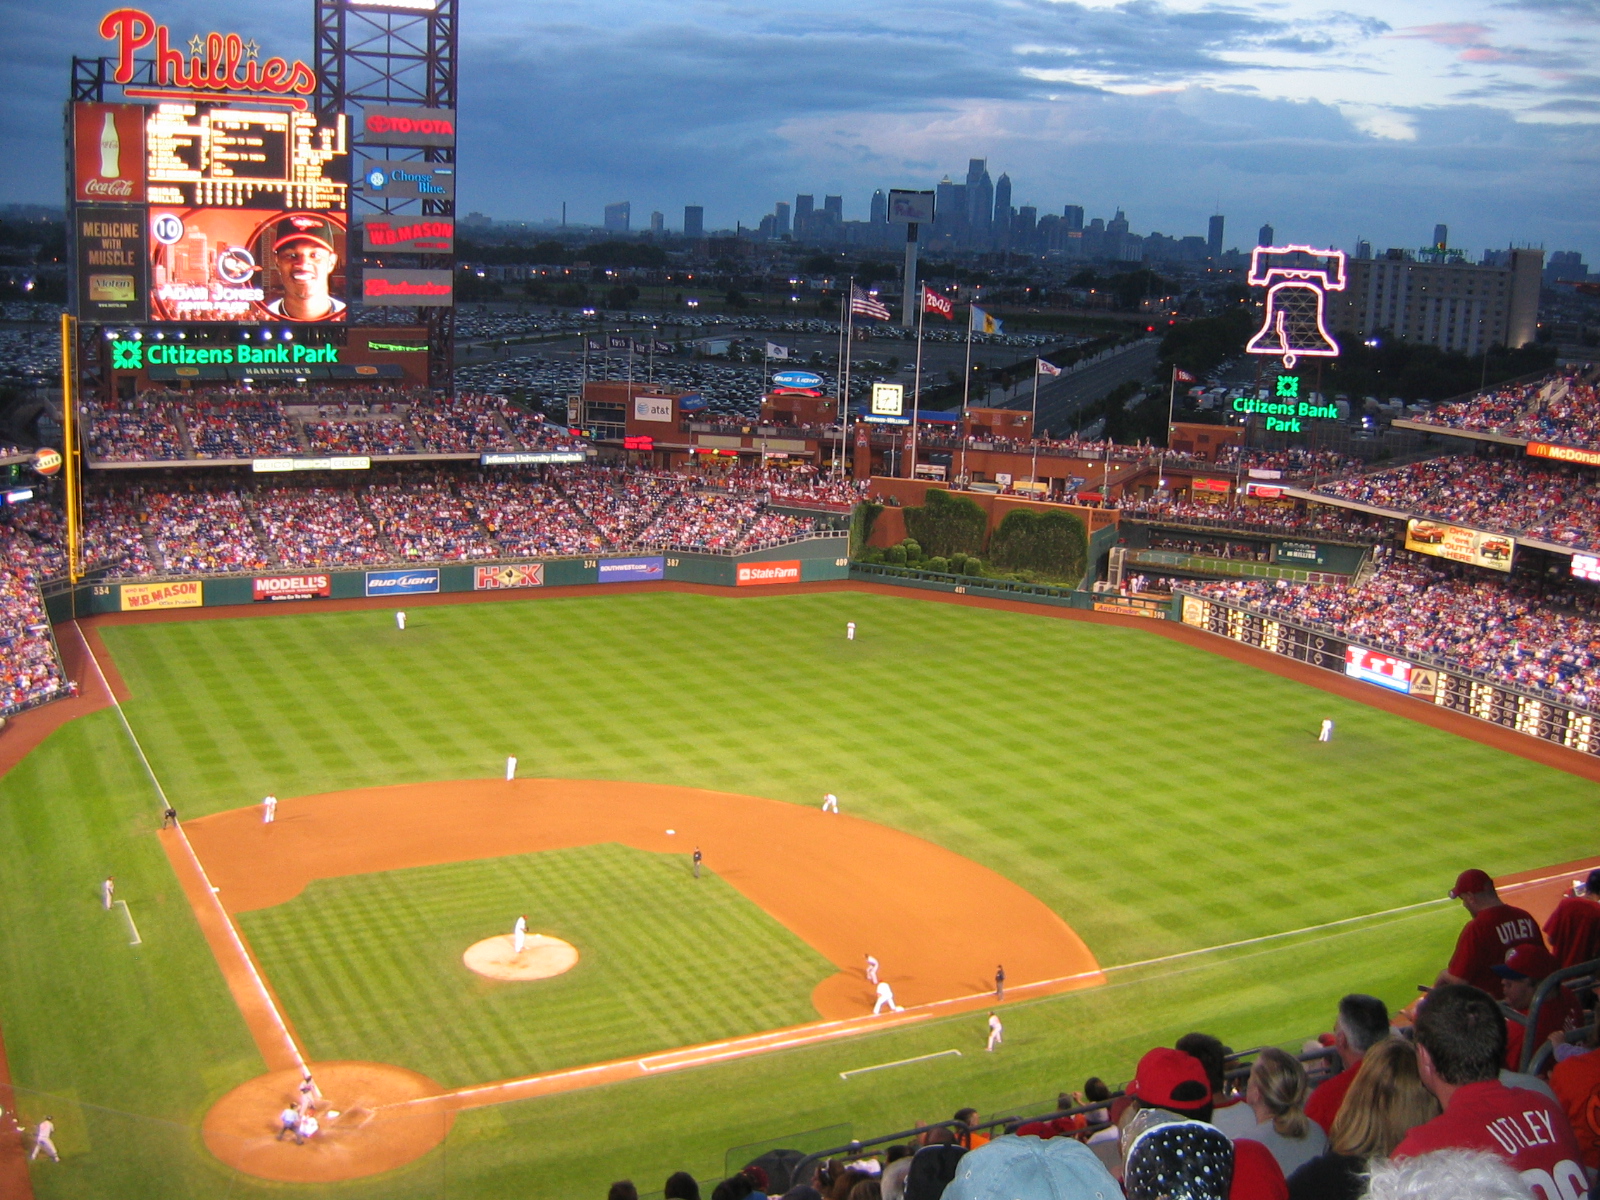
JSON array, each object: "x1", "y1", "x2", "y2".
[
  {"x1": 365, "y1": 568, "x2": 441, "y2": 596},
  {"x1": 772, "y1": 370, "x2": 824, "y2": 389},
  {"x1": 597, "y1": 557, "x2": 665, "y2": 582}
]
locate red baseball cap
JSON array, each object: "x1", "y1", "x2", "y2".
[
  {"x1": 1127, "y1": 1048, "x2": 1212, "y2": 1112},
  {"x1": 1450, "y1": 869, "x2": 1495, "y2": 898},
  {"x1": 1492, "y1": 943, "x2": 1558, "y2": 982}
]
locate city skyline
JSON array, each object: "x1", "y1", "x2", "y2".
[{"x1": 3, "y1": 0, "x2": 1599, "y2": 258}]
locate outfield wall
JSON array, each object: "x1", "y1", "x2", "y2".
[
  {"x1": 42, "y1": 536, "x2": 850, "y2": 620},
  {"x1": 1177, "y1": 590, "x2": 1600, "y2": 758}
]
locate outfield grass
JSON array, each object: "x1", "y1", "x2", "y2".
[
  {"x1": 0, "y1": 589, "x2": 1593, "y2": 1199},
  {"x1": 237, "y1": 845, "x2": 834, "y2": 1086}
]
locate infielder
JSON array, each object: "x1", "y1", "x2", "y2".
[
  {"x1": 101, "y1": 876, "x2": 114, "y2": 910},
  {"x1": 865, "y1": 954, "x2": 879, "y2": 984},
  {"x1": 30, "y1": 1117, "x2": 58, "y2": 1162},
  {"x1": 847, "y1": 622, "x2": 856, "y2": 641},
  {"x1": 513, "y1": 914, "x2": 527, "y2": 955},
  {"x1": 986, "y1": 1011, "x2": 1003, "y2": 1052},
  {"x1": 262, "y1": 794, "x2": 277, "y2": 824},
  {"x1": 1318, "y1": 719, "x2": 1334, "y2": 743},
  {"x1": 506, "y1": 755, "x2": 517, "y2": 782},
  {"x1": 995, "y1": 964, "x2": 1005, "y2": 1001},
  {"x1": 395, "y1": 610, "x2": 407, "y2": 631},
  {"x1": 693, "y1": 847, "x2": 702, "y2": 879},
  {"x1": 822, "y1": 793, "x2": 839, "y2": 813},
  {"x1": 873, "y1": 981, "x2": 903, "y2": 1014}
]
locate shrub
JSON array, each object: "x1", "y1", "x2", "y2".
[
  {"x1": 849, "y1": 501, "x2": 883, "y2": 558},
  {"x1": 902, "y1": 489, "x2": 987, "y2": 558},
  {"x1": 926, "y1": 556, "x2": 949, "y2": 574},
  {"x1": 886, "y1": 544, "x2": 907, "y2": 564},
  {"x1": 987, "y1": 508, "x2": 1088, "y2": 584},
  {"x1": 949, "y1": 553, "x2": 968, "y2": 573},
  {"x1": 901, "y1": 538, "x2": 923, "y2": 562},
  {"x1": 963, "y1": 557, "x2": 983, "y2": 575}
]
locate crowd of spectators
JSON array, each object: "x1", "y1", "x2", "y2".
[
  {"x1": 1415, "y1": 369, "x2": 1600, "y2": 451},
  {"x1": 0, "y1": 509, "x2": 69, "y2": 716},
  {"x1": 1310, "y1": 455, "x2": 1600, "y2": 555},
  {"x1": 616, "y1": 948, "x2": 1599, "y2": 1200},
  {"x1": 1147, "y1": 533, "x2": 1272, "y2": 562},
  {"x1": 1218, "y1": 447, "x2": 1358, "y2": 480},
  {"x1": 80, "y1": 388, "x2": 578, "y2": 463},
  {"x1": 1121, "y1": 498, "x2": 1395, "y2": 544},
  {"x1": 43, "y1": 465, "x2": 828, "y2": 579},
  {"x1": 1195, "y1": 552, "x2": 1600, "y2": 711}
]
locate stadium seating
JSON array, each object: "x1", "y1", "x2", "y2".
[
  {"x1": 1120, "y1": 498, "x2": 1395, "y2": 542},
  {"x1": 1194, "y1": 553, "x2": 1600, "y2": 711},
  {"x1": 0, "y1": 509, "x2": 69, "y2": 716},
  {"x1": 1411, "y1": 369, "x2": 1600, "y2": 450}
]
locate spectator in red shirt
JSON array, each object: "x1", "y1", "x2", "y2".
[
  {"x1": 1548, "y1": 1020, "x2": 1600, "y2": 1173},
  {"x1": 1305, "y1": 994, "x2": 1390, "y2": 1135},
  {"x1": 1493, "y1": 944, "x2": 1580, "y2": 1074},
  {"x1": 1437, "y1": 869, "x2": 1546, "y2": 999},
  {"x1": 1394, "y1": 984, "x2": 1585, "y2": 1200},
  {"x1": 1543, "y1": 869, "x2": 1600, "y2": 970}
]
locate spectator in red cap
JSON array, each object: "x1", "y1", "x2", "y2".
[
  {"x1": 1542, "y1": 869, "x2": 1600, "y2": 969},
  {"x1": 1436, "y1": 869, "x2": 1545, "y2": 999},
  {"x1": 1493, "y1": 944, "x2": 1579, "y2": 1073}
]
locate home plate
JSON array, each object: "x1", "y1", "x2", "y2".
[{"x1": 463, "y1": 934, "x2": 579, "y2": 981}]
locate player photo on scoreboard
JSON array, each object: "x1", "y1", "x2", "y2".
[{"x1": 148, "y1": 208, "x2": 348, "y2": 323}]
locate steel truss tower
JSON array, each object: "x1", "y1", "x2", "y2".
[{"x1": 315, "y1": 0, "x2": 459, "y2": 393}]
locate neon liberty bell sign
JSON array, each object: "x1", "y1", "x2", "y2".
[{"x1": 1244, "y1": 245, "x2": 1346, "y2": 370}]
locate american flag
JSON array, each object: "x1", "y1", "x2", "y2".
[{"x1": 850, "y1": 285, "x2": 891, "y2": 321}]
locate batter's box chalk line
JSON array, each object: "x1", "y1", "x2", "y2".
[{"x1": 840, "y1": 1049, "x2": 962, "y2": 1080}]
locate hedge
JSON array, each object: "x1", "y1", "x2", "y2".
[
  {"x1": 901, "y1": 488, "x2": 987, "y2": 558},
  {"x1": 986, "y1": 508, "x2": 1088, "y2": 585}
]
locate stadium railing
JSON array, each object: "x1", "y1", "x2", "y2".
[{"x1": 1513, "y1": 955, "x2": 1600, "y2": 1073}]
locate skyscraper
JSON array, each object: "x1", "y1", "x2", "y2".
[
  {"x1": 604, "y1": 201, "x2": 630, "y2": 233},
  {"x1": 823, "y1": 195, "x2": 842, "y2": 221},
  {"x1": 966, "y1": 158, "x2": 993, "y2": 247},
  {"x1": 683, "y1": 205, "x2": 704, "y2": 239},
  {"x1": 1207, "y1": 214, "x2": 1224, "y2": 260},
  {"x1": 775, "y1": 201, "x2": 791, "y2": 237},
  {"x1": 795, "y1": 194, "x2": 814, "y2": 220},
  {"x1": 1258, "y1": 223, "x2": 1274, "y2": 247},
  {"x1": 649, "y1": 211, "x2": 664, "y2": 234},
  {"x1": 1062, "y1": 205, "x2": 1084, "y2": 231},
  {"x1": 870, "y1": 190, "x2": 887, "y2": 224},
  {"x1": 1433, "y1": 223, "x2": 1448, "y2": 251},
  {"x1": 993, "y1": 174, "x2": 1012, "y2": 250},
  {"x1": 934, "y1": 177, "x2": 958, "y2": 239}
]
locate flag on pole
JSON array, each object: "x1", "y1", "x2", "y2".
[
  {"x1": 971, "y1": 305, "x2": 1002, "y2": 335},
  {"x1": 586, "y1": 337, "x2": 605, "y2": 352},
  {"x1": 850, "y1": 285, "x2": 891, "y2": 321},
  {"x1": 923, "y1": 287, "x2": 954, "y2": 319},
  {"x1": 1173, "y1": 367, "x2": 1197, "y2": 382},
  {"x1": 608, "y1": 335, "x2": 633, "y2": 350},
  {"x1": 765, "y1": 342, "x2": 791, "y2": 360},
  {"x1": 1037, "y1": 359, "x2": 1062, "y2": 377}
]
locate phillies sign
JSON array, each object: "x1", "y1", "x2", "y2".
[{"x1": 99, "y1": 8, "x2": 317, "y2": 102}]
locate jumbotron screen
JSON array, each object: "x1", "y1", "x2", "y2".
[{"x1": 145, "y1": 102, "x2": 349, "y2": 323}]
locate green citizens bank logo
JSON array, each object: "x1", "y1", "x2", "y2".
[
  {"x1": 111, "y1": 339, "x2": 143, "y2": 369},
  {"x1": 1275, "y1": 375, "x2": 1300, "y2": 399}
]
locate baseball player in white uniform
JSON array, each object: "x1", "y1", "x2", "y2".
[
  {"x1": 822, "y1": 793, "x2": 839, "y2": 813},
  {"x1": 506, "y1": 755, "x2": 517, "y2": 781},
  {"x1": 873, "y1": 981, "x2": 903, "y2": 1014},
  {"x1": 101, "y1": 876, "x2": 114, "y2": 910},
  {"x1": 513, "y1": 915, "x2": 527, "y2": 955},
  {"x1": 296, "y1": 1112, "x2": 319, "y2": 1144},
  {"x1": 865, "y1": 954, "x2": 879, "y2": 984},
  {"x1": 30, "y1": 1117, "x2": 58, "y2": 1161},
  {"x1": 1318, "y1": 718, "x2": 1334, "y2": 742},
  {"x1": 986, "y1": 1011, "x2": 1003, "y2": 1052},
  {"x1": 262, "y1": 794, "x2": 277, "y2": 823},
  {"x1": 395, "y1": 610, "x2": 406, "y2": 631},
  {"x1": 847, "y1": 622, "x2": 856, "y2": 641}
]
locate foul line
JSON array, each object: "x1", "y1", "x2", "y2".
[
  {"x1": 840, "y1": 1049, "x2": 961, "y2": 1080},
  {"x1": 113, "y1": 899, "x2": 141, "y2": 946},
  {"x1": 73, "y1": 624, "x2": 308, "y2": 1078}
]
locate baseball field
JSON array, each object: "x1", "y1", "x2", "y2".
[{"x1": 0, "y1": 584, "x2": 1597, "y2": 1198}]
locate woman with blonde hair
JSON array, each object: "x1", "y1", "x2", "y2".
[
  {"x1": 1213, "y1": 1046, "x2": 1328, "y2": 1177},
  {"x1": 1286, "y1": 1037, "x2": 1443, "y2": 1200}
]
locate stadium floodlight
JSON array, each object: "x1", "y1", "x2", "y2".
[{"x1": 345, "y1": 0, "x2": 443, "y2": 9}]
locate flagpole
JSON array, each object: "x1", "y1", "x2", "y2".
[
  {"x1": 1031, "y1": 359, "x2": 1040, "y2": 485},
  {"x1": 910, "y1": 289, "x2": 925, "y2": 480},
  {"x1": 839, "y1": 280, "x2": 853, "y2": 480},
  {"x1": 960, "y1": 304, "x2": 974, "y2": 486},
  {"x1": 1167, "y1": 364, "x2": 1177, "y2": 449}
]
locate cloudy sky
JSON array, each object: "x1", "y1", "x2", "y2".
[{"x1": 5, "y1": 0, "x2": 1598, "y2": 259}]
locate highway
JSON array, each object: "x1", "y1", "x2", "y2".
[{"x1": 991, "y1": 339, "x2": 1162, "y2": 435}]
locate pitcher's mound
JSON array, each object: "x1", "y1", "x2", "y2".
[{"x1": 464, "y1": 933, "x2": 579, "y2": 981}]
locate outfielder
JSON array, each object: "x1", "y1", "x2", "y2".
[
  {"x1": 30, "y1": 1117, "x2": 58, "y2": 1162},
  {"x1": 395, "y1": 610, "x2": 407, "y2": 631},
  {"x1": 847, "y1": 622, "x2": 856, "y2": 641},
  {"x1": 513, "y1": 914, "x2": 527, "y2": 955},
  {"x1": 1318, "y1": 719, "x2": 1334, "y2": 743},
  {"x1": 873, "y1": 981, "x2": 903, "y2": 1014},
  {"x1": 101, "y1": 876, "x2": 114, "y2": 910},
  {"x1": 986, "y1": 1011, "x2": 1003, "y2": 1052},
  {"x1": 865, "y1": 954, "x2": 879, "y2": 984},
  {"x1": 262, "y1": 794, "x2": 277, "y2": 823},
  {"x1": 506, "y1": 755, "x2": 517, "y2": 782},
  {"x1": 822, "y1": 793, "x2": 839, "y2": 813},
  {"x1": 693, "y1": 847, "x2": 702, "y2": 879}
]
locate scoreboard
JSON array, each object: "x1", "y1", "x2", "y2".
[{"x1": 146, "y1": 104, "x2": 347, "y2": 211}]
